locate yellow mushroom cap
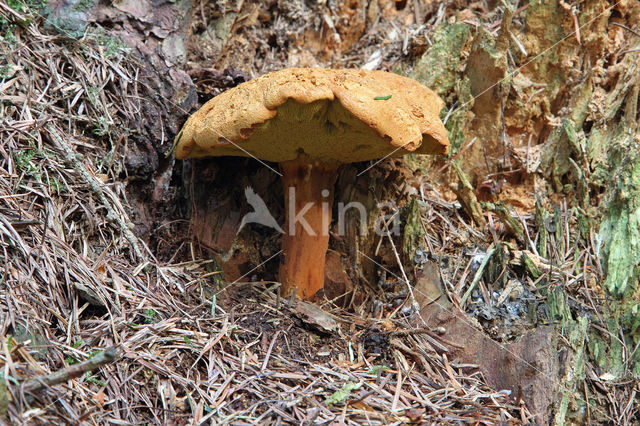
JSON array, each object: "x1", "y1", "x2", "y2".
[{"x1": 174, "y1": 68, "x2": 449, "y2": 163}]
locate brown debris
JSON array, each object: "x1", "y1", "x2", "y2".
[{"x1": 413, "y1": 265, "x2": 557, "y2": 424}]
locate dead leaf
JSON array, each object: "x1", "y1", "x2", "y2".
[
  {"x1": 93, "y1": 390, "x2": 105, "y2": 406},
  {"x1": 405, "y1": 407, "x2": 425, "y2": 422},
  {"x1": 292, "y1": 301, "x2": 339, "y2": 333},
  {"x1": 325, "y1": 382, "x2": 362, "y2": 406}
]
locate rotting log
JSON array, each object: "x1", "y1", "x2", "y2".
[
  {"x1": 186, "y1": 158, "x2": 280, "y2": 284},
  {"x1": 413, "y1": 262, "x2": 558, "y2": 424},
  {"x1": 407, "y1": 0, "x2": 640, "y2": 421},
  {"x1": 589, "y1": 36, "x2": 640, "y2": 378}
]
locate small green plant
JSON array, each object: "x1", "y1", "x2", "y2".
[
  {"x1": 92, "y1": 116, "x2": 111, "y2": 136},
  {"x1": 14, "y1": 147, "x2": 65, "y2": 191},
  {"x1": 85, "y1": 28, "x2": 130, "y2": 59},
  {"x1": 0, "y1": 64, "x2": 11, "y2": 79},
  {"x1": 6, "y1": 0, "x2": 47, "y2": 27},
  {"x1": 7, "y1": 0, "x2": 28, "y2": 12},
  {"x1": 86, "y1": 85, "x2": 100, "y2": 107},
  {"x1": 14, "y1": 149, "x2": 35, "y2": 168},
  {"x1": 1, "y1": 24, "x2": 18, "y2": 47},
  {"x1": 325, "y1": 382, "x2": 363, "y2": 406},
  {"x1": 75, "y1": 0, "x2": 94, "y2": 12},
  {"x1": 102, "y1": 36, "x2": 130, "y2": 59},
  {"x1": 364, "y1": 365, "x2": 391, "y2": 375},
  {"x1": 8, "y1": 0, "x2": 47, "y2": 12},
  {"x1": 14, "y1": 149, "x2": 42, "y2": 181},
  {"x1": 144, "y1": 309, "x2": 158, "y2": 323},
  {"x1": 84, "y1": 371, "x2": 106, "y2": 386},
  {"x1": 47, "y1": 176, "x2": 66, "y2": 194}
]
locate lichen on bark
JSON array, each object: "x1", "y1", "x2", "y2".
[
  {"x1": 590, "y1": 37, "x2": 640, "y2": 377},
  {"x1": 410, "y1": 23, "x2": 471, "y2": 98},
  {"x1": 599, "y1": 133, "x2": 640, "y2": 297},
  {"x1": 409, "y1": 23, "x2": 473, "y2": 155}
]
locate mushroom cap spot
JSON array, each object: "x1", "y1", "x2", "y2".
[{"x1": 174, "y1": 68, "x2": 449, "y2": 162}]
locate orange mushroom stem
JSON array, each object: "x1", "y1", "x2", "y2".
[{"x1": 279, "y1": 157, "x2": 339, "y2": 299}]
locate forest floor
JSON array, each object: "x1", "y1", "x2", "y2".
[{"x1": 1, "y1": 0, "x2": 639, "y2": 424}]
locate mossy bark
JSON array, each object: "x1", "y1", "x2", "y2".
[
  {"x1": 407, "y1": 0, "x2": 640, "y2": 421},
  {"x1": 590, "y1": 38, "x2": 640, "y2": 377}
]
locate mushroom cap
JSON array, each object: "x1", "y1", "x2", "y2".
[{"x1": 174, "y1": 68, "x2": 449, "y2": 163}]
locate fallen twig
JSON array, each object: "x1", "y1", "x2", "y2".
[
  {"x1": 21, "y1": 347, "x2": 119, "y2": 394},
  {"x1": 45, "y1": 125, "x2": 145, "y2": 262}
]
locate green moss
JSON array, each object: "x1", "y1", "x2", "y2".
[
  {"x1": 453, "y1": 160, "x2": 486, "y2": 226},
  {"x1": 410, "y1": 23, "x2": 471, "y2": 98},
  {"x1": 535, "y1": 197, "x2": 549, "y2": 258},
  {"x1": 85, "y1": 371, "x2": 106, "y2": 386},
  {"x1": 144, "y1": 309, "x2": 158, "y2": 323},
  {"x1": 599, "y1": 130, "x2": 640, "y2": 296},
  {"x1": 484, "y1": 242, "x2": 507, "y2": 286},
  {"x1": 43, "y1": 0, "x2": 102, "y2": 38},
  {"x1": 402, "y1": 197, "x2": 424, "y2": 264},
  {"x1": 554, "y1": 316, "x2": 588, "y2": 424},
  {"x1": 8, "y1": 0, "x2": 47, "y2": 13},
  {"x1": 483, "y1": 202, "x2": 525, "y2": 244},
  {"x1": 84, "y1": 28, "x2": 131, "y2": 59},
  {"x1": 591, "y1": 111, "x2": 640, "y2": 375},
  {"x1": 409, "y1": 23, "x2": 476, "y2": 155},
  {"x1": 14, "y1": 146, "x2": 67, "y2": 193},
  {"x1": 546, "y1": 287, "x2": 573, "y2": 323},
  {"x1": 521, "y1": 251, "x2": 542, "y2": 279},
  {"x1": 541, "y1": 76, "x2": 593, "y2": 190},
  {"x1": 0, "y1": 22, "x2": 18, "y2": 47},
  {"x1": 75, "y1": 0, "x2": 95, "y2": 12},
  {"x1": 14, "y1": 148, "x2": 42, "y2": 182},
  {"x1": 444, "y1": 78, "x2": 474, "y2": 154},
  {"x1": 92, "y1": 116, "x2": 112, "y2": 136}
]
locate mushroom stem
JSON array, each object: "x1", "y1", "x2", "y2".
[{"x1": 279, "y1": 157, "x2": 340, "y2": 300}]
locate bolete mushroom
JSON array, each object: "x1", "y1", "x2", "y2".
[{"x1": 174, "y1": 68, "x2": 449, "y2": 300}]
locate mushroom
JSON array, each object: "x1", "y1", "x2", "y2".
[{"x1": 174, "y1": 68, "x2": 449, "y2": 300}]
